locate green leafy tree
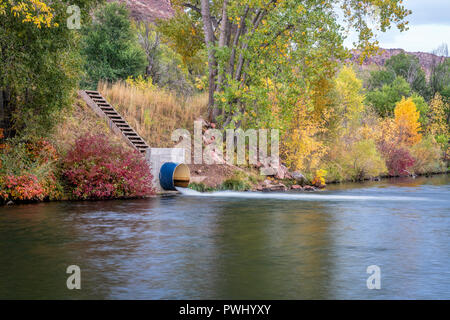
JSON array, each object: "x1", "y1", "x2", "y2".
[
  {"x1": 164, "y1": 0, "x2": 410, "y2": 124},
  {"x1": 410, "y1": 93, "x2": 429, "y2": 126},
  {"x1": 135, "y1": 21, "x2": 195, "y2": 95},
  {"x1": 430, "y1": 50, "x2": 450, "y2": 105},
  {"x1": 385, "y1": 53, "x2": 430, "y2": 100},
  {"x1": 81, "y1": 2, "x2": 147, "y2": 89},
  {"x1": 157, "y1": 9, "x2": 206, "y2": 77},
  {"x1": 0, "y1": 0, "x2": 99, "y2": 137},
  {"x1": 367, "y1": 69, "x2": 396, "y2": 90},
  {"x1": 365, "y1": 76, "x2": 411, "y2": 117}
]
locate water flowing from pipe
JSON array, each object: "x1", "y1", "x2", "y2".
[{"x1": 175, "y1": 187, "x2": 430, "y2": 201}]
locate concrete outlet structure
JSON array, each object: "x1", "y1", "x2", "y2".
[{"x1": 146, "y1": 148, "x2": 186, "y2": 193}]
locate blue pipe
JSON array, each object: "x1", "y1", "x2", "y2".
[{"x1": 159, "y1": 162, "x2": 190, "y2": 191}]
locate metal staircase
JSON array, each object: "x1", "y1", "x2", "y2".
[{"x1": 79, "y1": 90, "x2": 150, "y2": 154}]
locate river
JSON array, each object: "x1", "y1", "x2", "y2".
[{"x1": 0, "y1": 175, "x2": 449, "y2": 299}]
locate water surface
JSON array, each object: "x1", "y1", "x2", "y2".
[{"x1": 0, "y1": 175, "x2": 449, "y2": 299}]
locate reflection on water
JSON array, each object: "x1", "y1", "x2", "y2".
[{"x1": 0, "y1": 175, "x2": 449, "y2": 299}]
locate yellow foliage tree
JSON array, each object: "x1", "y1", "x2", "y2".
[
  {"x1": 282, "y1": 100, "x2": 328, "y2": 173},
  {"x1": 0, "y1": 0, "x2": 56, "y2": 28},
  {"x1": 394, "y1": 97, "x2": 422, "y2": 146},
  {"x1": 334, "y1": 65, "x2": 365, "y2": 129},
  {"x1": 427, "y1": 93, "x2": 449, "y2": 138}
]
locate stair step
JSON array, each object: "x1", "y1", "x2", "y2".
[{"x1": 80, "y1": 90, "x2": 150, "y2": 153}]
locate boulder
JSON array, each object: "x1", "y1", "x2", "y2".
[
  {"x1": 275, "y1": 164, "x2": 291, "y2": 180},
  {"x1": 291, "y1": 185, "x2": 303, "y2": 190},
  {"x1": 291, "y1": 171, "x2": 306, "y2": 184},
  {"x1": 263, "y1": 183, "x2": 287, "y2": 192},
  {"x1": 303, "y1": 185, "x2": 317, "y2": 192}
]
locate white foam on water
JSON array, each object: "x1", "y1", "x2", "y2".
[{"x1": 175, "y1": 187, "x2": 429, "y2": 201}]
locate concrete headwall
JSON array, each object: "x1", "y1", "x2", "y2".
[{"x1": 146, "y1": 148, "x2": 185, "y2": 193}]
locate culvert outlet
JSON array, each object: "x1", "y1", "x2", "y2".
[{"x1": 159, "y1": 162, "x2": 190, "y2": 191}]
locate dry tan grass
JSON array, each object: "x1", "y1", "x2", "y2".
[
  {"x1": 98, "y1": 81, "x2": 208, "y2": 147},
  {"x1": 52, "y1": 99, "x2": 131, "y2": 153}
]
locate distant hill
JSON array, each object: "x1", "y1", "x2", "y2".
[
  {"x1": 350, "y1": 48, "x2": 448, "y2": 78},
  {"x1": 108, "y1": 0, "x2": 174, "y2": 22}
]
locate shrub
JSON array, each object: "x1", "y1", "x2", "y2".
[
  {"x1": 61, "y1": 134, "x2": 154, "y2": 199},
  {"x1": 379, "y1": 142, "x2": 415, "y2": 176},
  {"x1": 0, "y1": 136, "x2": 63, "y2": 202},
  {"x1": 188, "y1": 182, "x2": 215, "y2": 192},
  {"x1": 410, "y1": 136, "x2": 445, "y2": 175},
  {"x1": 220, "y1": 171, "x2": 252, "y2": 191},
  {"x1": 312, "y1": 169, "x2": 327, "y2": 187},
  {"x1": 324, "y1": 139, "x2": 386, "y2": 182},
  {"x1": 0, "y1": 174, "x2": 45, "y2": 201},
  {"x1": 345, "y1": 140, "x2": 387, "y2": 180}
]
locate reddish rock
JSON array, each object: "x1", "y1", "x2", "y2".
[
  {"x1": 263, "y1": 183, "x2": 287, "y2": 192},
  {"x1": 111, "y1": 0, "x2": 174, "y2": 23},
  {"x1": 291, "y1": 185, "x2": 303, "y2": 190},
  {"x1": 303, "y1": 185, "x2": 316, "y2": 191},
  {"x1": 349, "y1": 48, "x2": 448, "y2": 79}
]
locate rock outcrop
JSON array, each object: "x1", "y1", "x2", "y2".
[
  {"x1": 109, "y1": 0, "x2": 174, "y2": 22},
  {"x1": 350, "y1": 48, "x2": 448, "y2": 78}
]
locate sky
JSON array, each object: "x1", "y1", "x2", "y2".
[{"x1": 343, "y1": 0, "x2": 450, "y2": 54}]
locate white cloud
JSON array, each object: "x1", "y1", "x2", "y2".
[
  {"x1": 377, "y1": 24, "x2": 450, "y2": 53},
  {"x1": 343, "y1": 24, "x2": 450, "y2": 54},
  {"x1": 341, "y1": 0, "x2": 450, "y2": 53}
]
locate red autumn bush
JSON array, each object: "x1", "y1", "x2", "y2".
[
  {"x1": 61, "y1": 134, "x2": 154, "y2": 199},
  {"x1": 26, "y1": 137, "x2": 58, "y2": 164},
  {"x1": 0, "y1": 174, "x2": 46, "y2": 201},
  {"x1": 379, "y1": 142, "x2": 415, "y2": 176}
]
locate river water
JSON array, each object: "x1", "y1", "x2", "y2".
[{"x1": 0, "y1": 175, "x2": 449, "y2": 299}]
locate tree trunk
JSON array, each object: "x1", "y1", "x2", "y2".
[
  {"x1": 217, "y1": 0, "x2": 229, "y2": 89},
  {"x1": 201, "y1": 0, "x2": 219, "y2": 123}
]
